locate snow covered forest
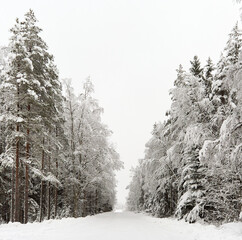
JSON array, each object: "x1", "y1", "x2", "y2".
[
  {"x1": 0, "y1": 10, "x2": 123, "y2": 224},
  {"x1": 0, "y1": 5, "x2": 242, "y2": 238},
  {"x1": 127, "y1": 22, "x2": 242, "y2": 224}
]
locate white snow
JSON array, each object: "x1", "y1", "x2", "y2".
[
  {"x1": 33, "y1": 79, "x2": 41, "y2": 87},
  {"x1": 23, "y1": 57, "x2": 33, "y2": 71},
  {"x1": 0, "y1": 211, "x2": 241, "y2": 240},
  {"x1": 27, "y1": 89, "x2": 38, "y2": 100}
]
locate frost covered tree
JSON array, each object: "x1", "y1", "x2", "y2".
[
  {"x1": 128, "y1": 22, "x2": 242, "y2": 224},
  {"x1": 63, "y1": 77, "x2": 123, "y2": 218},
  {"x1": 0, "y1": 10, "x2": 64, "y2": 223},
  {"x1": 190, "y1": 55, "x2": 203, "y2": 78},
  {"x1": 127, "y1": 165, "x2": 145, "y2": 212},
  {"x1": 200, "y1": 58, "x2": 242, "y2": 223},
  {"x1": 212, "y1": 23, "x2": 242, "y2": 107},
  {"x1": 0, "y1": 10, "x2": 121, "y2": 224},
  {"x1": 224, "y1": 22, "x2": 242, "y2": 65},
  {"x1": 174, "y1": 64, "x2": 186, "y2": 87},
  {"x1": 175, "y1": 145, "x2": 205, "y2": 223},
  {"x1": 203, "y1": 57, "x2": 215, "y2": 97}
]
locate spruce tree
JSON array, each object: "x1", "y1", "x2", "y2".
[
  {"x1": 224, "y1": 22, "x2": 242, "y2": 65},
  {"x1": 189, "y1": 55, "x2": 203, "y2": 78},
  {"x1": 211, "y1": 53, "x2": 229, "y2": 105},
  {"x1": 175, "y1": 145, "x2": 205, "y2": 223},
  {"x1": 204, "y1": 57, "x2": 214, "y2": 80},
  {"x1": 203, "y1": 57, "x2": 215, "y2": 97},
  {"x1": 212, "y1": 23, "x2": 242, "y2": 107},
  {"x1": 174, "y1": 64, "x2": 186, "y2": 87}
]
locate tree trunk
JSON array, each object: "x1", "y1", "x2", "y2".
[
  {"x1": 170, "y1": 181, "x2": 173, "y2": 215},
  {"x1": 47, "y1": 140, "x2": 51, "y2": 220},
  {"x1": 24, "y1": 162, "x2": 29, "y2": 223},
  {"x1": 54, "y1": 164, "x2": 58, "y2": 218},
  {"x1": 19, "y1": 166, "x2": 24, "y2": 224},
  {"x1": 73, "y1": 186, "x2": 76, "y2": 218},
  {"x1": 95, "y1": 189, "x2": 98, "y2": 214},
  {"x1": 11, "y1": 167, "x2": 15, "y2": 222},
  {"x1": 47, "y1": 180, "x2": 50, "y2": 219},
  {"x1": 54, "y1": 127, "x2": 58, "y2": 218},
  {"x1": 24, "y1": 104, "x2": 30, "y2": 224},
  {"x1": 39, "y1": 138, "x2": 45, "y2": 222},
  {"x1": 14, "y1": 86, "x2": 20, "y2": 222},
  {"x1": 69, "y1": 98, "x2": 77, "y2": 218},
  {"x1": 83, "y1": 189, "x2": 86, "y2": 217}
]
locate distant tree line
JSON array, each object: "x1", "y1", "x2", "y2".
[
  {"x1": 127, "y1": 22, "x2": 242, "y2": 224},
  {"x1": 0, "y1": 10, "x2": 123, "y2": 223}
]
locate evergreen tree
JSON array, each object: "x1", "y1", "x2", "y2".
[
  {"x1": 224, "y1": 22, "x2": 242, "y2": 65},
  {"x1": 204, "y1": 57, "x2": 215, "y2": 80},
  {"x1": 174, "y1": 64, "x2": 186, "y2": 87},
  {"x1": 127, "y1": 19, "x2": 242, "y2": 225},
  {"x1": 189, "y1": 55, "x2": 203, "y2": 78},
  {"x1": 0, "y1": 10, "x2": 122, "y2": 224},
  {"x1": 175, "y1": 145, "x2": 205, "y2": 223},
  {"x1": 211, "y1": 53, "x2": 229, "y2": 107},
  {"x1": 215, "y1": 53, "x2": 228, "y2": 80},
  {"x1": 1, "y1": 10, "x2": 64, "y2": 223},
  {"x1": 212, "y1": 23, "x2": 242, "y2": 107},
  {"x1": 203, "y1": 57, "x2": 215, "y2": 97}
]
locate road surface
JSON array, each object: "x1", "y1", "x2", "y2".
[{"x1": 0, "y1": 211, "x2": 241, "y2": 240}]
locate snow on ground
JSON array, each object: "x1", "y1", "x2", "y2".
[{"x1": 0, "y1": 211, "x2": 241, "y2": 240}]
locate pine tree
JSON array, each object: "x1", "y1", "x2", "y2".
[
  {"x1": 216, "y1": 53, "x2": 228, "y2": 79},
  {"x1": 203, "y1": 57, "x2": 215, "y2": 97},
  {"x1": 0, "y1": 10, "x2": 121, "y2": 223},
  {"x1": 175, "y1": 145, "x2": 205, "y2": 223},
  {"x1": 3, "y1": 17, "x2": 27, "y2": 223},
  {"x1": 212, "y1": 23, "x2": 242, "y2": 107},
  {"x1": 174, "y1": 64, "x2": 186, "y2": 87},
  {"x1": 224, "y1": 22, "x2": 242, "y2": 65},
  {"x1": 189, "y1": 56, "x2": 203, "y2": 78},
  {"x1": 1, "y1": 10, "x2": 64, "y2": 223},
  {"x1": 211, "y1": 53, "x2": 229, "y2": 107}
]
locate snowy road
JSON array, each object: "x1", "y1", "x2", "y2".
[{"x1": 0, "y1": 211, "x2": 241, "y2": 240}]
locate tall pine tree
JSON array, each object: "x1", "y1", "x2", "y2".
[{"x1": 189, "y1": 56, "x2": 203, "y2": 78}]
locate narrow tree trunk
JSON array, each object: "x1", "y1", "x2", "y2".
[
  {"x1": 47, "y1": 180, "x2": 50, "y2": 219},
  {"x1": 72, "y1": 185, "x2": 76, "y2": 218},
  {"x1": 47, "y1": 140, "x2": 51, "y2": 220},
  {"x1": 14, "y1": 86, "x2": 20, "y2": 222},
  {"x1": 24, "y1": 162, "x2": 29, "y2": 223},
  {"x1": 170, "y1": 181, "x2": 173, "y2": 215},
  {"x1": 19, "y1": 166, "x2": 24, "y2": 223},
  {"x1": 54, "y1": 127, "x2": 58, "y2": 218},
  {"x1": 11, "y1": 167, "x2": 15, "y2": 222},
  {"x1": 95, "y1": 189, "x2": 98, "y2": 214},
  {"x1": 39, "y1": 181, "x2": 44, "y2": 222},
  {"x1": 24, "y1": 104, "x2": 30, "y2": 224},
  {"x1": 39, "y1": 138, "x2": 45, "y2": 222},
  {"x1": 69, "y1": 98, "x2": 77, "y2": 218},
  {"x1": 83, "y1": 189, "x2": 86, "y2": 217},
  {"x1": 54, "y1": 161, "x2": 58, "y2": 218}
]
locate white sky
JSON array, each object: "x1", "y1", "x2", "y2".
[{"x1": 0, "y1": 0, "x2": 240, "y2": 205}]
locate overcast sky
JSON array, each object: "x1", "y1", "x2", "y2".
[{"x1": 0, "y1": 0, "x2": 240, "y2": 204}]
